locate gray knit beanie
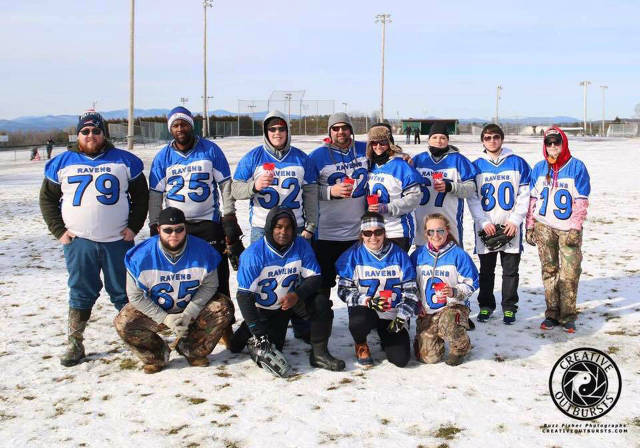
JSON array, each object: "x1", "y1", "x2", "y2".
[{"x1": 327, "y1": 112, "x2": 353, "y2": 134}]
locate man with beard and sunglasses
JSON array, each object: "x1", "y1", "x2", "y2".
[
  {"x1": 40, "y1": 111, "x2": 149, "y2": 367},
  {"x1": 467, "y1": 124, "x2": 532, "y2": 325},
  {"x1": 148, "y1": 106, "x2": 242, "y2": 304},
  {"x1": 114, "y1": 207, "x2": 234, "y2": 373}
]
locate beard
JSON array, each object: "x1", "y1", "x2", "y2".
[{"x1": 160, "y1": 236, "x2": 187, "y2": 253}]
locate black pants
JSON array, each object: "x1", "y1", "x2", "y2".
[
  {"x1": 235, "y1": 292, "x2": 334, "y2": 352},
  {"x1": 186, "y1": 220, "x2": 230, "y2": 297},
  {"x1": 477, "y1": 251, "x2": 520, "y2": 312},
  {"x1": 313, "y1": 239, "x2": 358, "y2": 289},
  {"x1": 389, "y1": 237, "x2": 410, "y2": 252},
  {"x1": 348, "y1": 306, "x2": 410, "y2": 367}
]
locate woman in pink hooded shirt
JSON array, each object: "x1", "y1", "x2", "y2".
[{"x1": 525, "y1": 127, "x2": 590, "y2": 333}]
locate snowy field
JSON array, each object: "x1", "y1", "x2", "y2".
[{"x1": 0, "y1": 134, "x2": 639, "y2": 448}]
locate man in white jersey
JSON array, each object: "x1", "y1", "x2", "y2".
[
  {"x1": 309, "y1": 112, "x2": 367, "y2": 300},
  {"x1": 40, "y1": 111, "x2": 149, "y2": 367}
]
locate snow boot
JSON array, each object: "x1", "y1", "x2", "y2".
[
  {"x1": 229, "y1": 321, "x2": 252, "y2": 353},
  {"x1": 445, "y1": 353, "x2": 465, "y2": 366},
  {"x1": 60, "y1": 308, "x2": 91, "y2": 367},
  {"x1": 309, "y1": 319, "x2": 345, "y2": 371}
]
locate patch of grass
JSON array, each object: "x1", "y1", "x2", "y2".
[
  {"x1": 0, "y1": 411, "x2": 16, "y2": 421},
  {"x1": 41, "y1": 355, "x2": 52, "y2": 360},
  {"x1": 186, "y1": 443, "x2": 200, "y2": 448},
  {"x1": 54, "y1": 407, "x2": 65, "y2": 417},
  {"x1": 222, "y1": 440, "x2": 241, "y2": 448},
  {"x1": 216, "y1": 371, "x2": 232, "y2": 378},
  {"x1": 326, "y1": 386, "x2": 337, "y2": 391},
  {"x1": 607, "y1": 346, "x2": 620, "y2": 355},
  {"x1": 23, "y1": 396, "x2": 36, "y2": 401},
  {"x1": 167, "y1": 424, "x2": 188, "y2": 435},
  {"x1": 496, "y1": 423, "x2": 506, "y2": 432},
  {"x1": 339, "y1": 378, "x2": 353, "y2": 384},
  {"x1": 380, "y1": 418, "x2": 390, "y2": 425},
  {"x1": 119, "y1": 358, "x2": 138, "y2": 370},
  {"x1": 101, "y1": 395, "x2": 110, "y2": 401},
  {"x1": 188, "y1": 397, "x2": 206, "y2": 405},
  {"x1": 312, "y1": 405, "x2": 321, "y2": 410},
  {"x1": 52, "y1": 375, "x2": 74, "y2": 383},
  {"x1": 494, "y1": 353, "x2": 505, "y2": 362},
  {"x1": 605, "y1": 330, "x2": 626, "y2": 336},
  {"x1": 630, "y1": 417, "x2": 640, "y2": 427},
  {"x1": 79, "y1": 396, "x2": 90, "y2": 402},
  {"x1": 214, "y1": 403, "x2": 231, "y2": 412},
  {"x1": 434, "y1": 424, "x2": 462, "y2": 440}
]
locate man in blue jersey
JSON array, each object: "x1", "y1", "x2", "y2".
[
  {"x1": 148, "y1": 107, "x2": 243, "y2": 301},
  {"x1": 412, "y1": 123, "x2": 477, "y2": 246},
  {"x1": 309, "y1": 112, "x2": 368, "y2": 301},
  {"x1": 39, "y1": 111, "x2": 149, "y2": 367},
  {"x1": 468, "y1": 124, "x2": 531, "y2": 325},
  {"x1": 232, "y1": 207, "x2": 345, "y2": 376},
  {"x1": 232, "y1": 110, "x2": 318, "y2": 342},
  {"x1": 114, "y1": 207, "x2": 234, "y2": 373}
]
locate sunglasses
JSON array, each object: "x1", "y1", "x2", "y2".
[
  {"x1": 370, "y1": 140, "x2": 389, "y2": 147},
  {"x1": 483, "y1": 134, "x2": 501, "y2": 142},
  {"x1": 161, "y1": 226, "x2": 185, "y2": 235},
  {"x1": 362, "y1": 229, "x2": 385, "y2": 237},
  {"x1": 79, "y1": 128, "x2": 103, "y2": 136},
  {"x1": 331, "y1": 125, "x2": 350, "y2": 132},
  {"x1": 267, "y1": 126, "x2": 287, "y2": 133},
  {"x1": 544, "y1": 138, "x2": 562, "y2": 146},
  {"x1": 426, "y1": 228, "x2": 446, "y2": 236}
]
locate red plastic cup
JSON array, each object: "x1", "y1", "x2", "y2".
[
  {"x1": 432, "y1": 172, "x2": 443, "y2": 181},
  {"x1": 367, "y1": 195, "x2": 379, "y2": 205},
  {"x1": 379, "y1": 290, "x2": 392, "y2": 299},
  {"x1": 433, "y1": 282, "x2": 447, "y2": 303},
  {"x1": 342, "y1": 177, "x2": 355, "y2": 185},
  {"x1": 263, "y1": 162, "x2": 275, "y2": 171}
]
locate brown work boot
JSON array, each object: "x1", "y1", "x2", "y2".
[
  {"x1": 219, "y1": 324, "x2": 234, "y2": 350},
  {"x1": 143, "y1": 363, "x2": 164, "y2": 374},
  {"x1": 60, "y1": 308, "x2": 91, "y2": 367},
  {"x1": 355, "y1": 342, "x2": 374, "y2": 367},
  {"x1": 186, "y1": 357, "x2": 210, "y2": 367}
]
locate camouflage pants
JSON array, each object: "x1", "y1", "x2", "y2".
[
  {"x1": 414, "y1": 305, "x2": 470, "y2": 364},
  {"x1": 534, "y1": 222, "x2": 582, "y2": 323},
  {"x1": 114, "y1": 294, "x2": 235, "y2": 366}
]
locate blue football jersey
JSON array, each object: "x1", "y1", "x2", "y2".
[
  {"x1": 237, "y1": 236, "x2": 321, "y2": 310},
  {"x1": 367, "y1": 157, "x2": 424, "y2": 239},
  {"x1": 410, "y1": 242, "x2": 479, "y2": 314},
  {"x1": 412, "y1": 151, "x2": 477, "y2": 245},
  {"x1": 234, "y1": 145, "x2": 317, "y2": 229},
  {"x1": 335, "y1": 242, "x2": 417, "y2": 320},
  {"x1": 44, "y1": 147, "x2": 144, "y2": 242},
  {"x1": 125, "y1": 235, "x2": 222, "y2": 313},
  {"x1": 471, "y1": 150, "x2": 531, "y2": 254},
  {"x1": 310, "y1": 141, "x2": 368, "y2": 241},
  {"x1": 149, "y1": 137, "x2": 231, "y2": 222},
  {"x1": 529, "y1": 157, "x2": 590, "y2": 231}
]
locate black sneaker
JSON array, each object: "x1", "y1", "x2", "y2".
[
  {"x1": 540, "y1": 318, "x2": 559, "y2": 330},
  {"x1": 563, "y1": 321, "x2": 576, "y2": 334},
  {"x1": 503, "y1": 310, "x2": 516, "y2": 325},
  {"x1": 477, "y1": 308, "x2": 493, "y2": 323}
]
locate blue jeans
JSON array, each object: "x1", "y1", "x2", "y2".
[
  {"x1": 250, "y1": 226, "x2": 306, "y2": 243},
  {"x1": 63, "y1": 237, "x2": 133, "y2": 311}
]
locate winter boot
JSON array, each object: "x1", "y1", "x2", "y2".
[
  {"x1": 355, "y1": 342, "x2": 374, "y2": 367},
  {"x1": 229, "y1": 321, "x2": 252, "y2": 353},
  {"x1": 60, "y1": 308, "x2": 91, "y2": 367},
  {"x1": 445, "y1": 353, "x2": 465, "y2": 366},
  {"x1": 309, "y1": 319, "x2": 345, "y2": 371}
]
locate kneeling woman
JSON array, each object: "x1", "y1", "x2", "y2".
[
  {"x1": 410, "y1": 213, "x2": 479, "y2": 366},
  {"x1": 335, "y1": 212, "x2": 419, "y2": 367}
]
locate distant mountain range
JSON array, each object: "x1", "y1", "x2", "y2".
[{"x1": 0, "y1": 109, "x2": 582, "y2": 132}]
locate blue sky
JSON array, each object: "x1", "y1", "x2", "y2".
[{"x1": 1, "y1": 0, "x2": 638, "y2": 120}]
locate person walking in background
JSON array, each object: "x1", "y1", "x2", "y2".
[
  {"x1": 467, "y1": 124, "x2": 531, "y2": 325},
  {"x1": 405, "y1": 125, "x2": 412, "y2": 144},
  {"x1": 39, "y1": 111, "x2": 149, "y2": 367},
  {"x1": 526, "y1": 127, "x2": 590, "y2": 334},
  {"x1": 46, "y1": 138, "x2": 54, "y2": 159},
  {"x1": 414, "y1": 127, "x2": 421, "y2": 145}
]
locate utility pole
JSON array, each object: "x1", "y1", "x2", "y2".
[
  {"x1": 375, "y1": 14, "x2": 391, "y2": 122},
  {"x1": 248, "y1": 103, "x2": 256, "y2": 136},
  {"x1": 284, "y1": 93, "x2": 292, "y2": 132},
  {"x1": 203, "y1": 0, "x2": 214, "y2": 138},
  {"x1": 342, "y1": 102, "x2": 348, "y2": 113},
  {"x1": 127, "y1": 0, "x2": 135, "y2": 150},
  {"x1": 579, "y1": 81, "x2": 591, "y2": 136},
  {"x1": 180, "y1": 97, "x2": 189, "y2": 106},
  {"x1": 600, "y1": 85, "x2": 608, "y2": 136},
  {"x1": 495, "y1": 85, "x2": 502, "y2": 124}
]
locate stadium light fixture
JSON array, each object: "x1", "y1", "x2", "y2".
[
  {"x1": 128, "y1": 0, "x2": 135, "y2": 150},
  {"x1": 579, "y1": 81, "x2": 591, "y2": 136},
  {"x1": 375, "y1": 14, "x2": 391, "y2": 122},
  {"x1": 203, "y1": 0, "x2": 214, "y2": 138},
  {"x1": 600, "y1": 85, "x2": 608, "y2": 136}
]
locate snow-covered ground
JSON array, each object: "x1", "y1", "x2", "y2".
[{"x1": 1, "y1": 134, "x2": 638, "y2": 448}]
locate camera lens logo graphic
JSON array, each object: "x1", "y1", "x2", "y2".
[{"x1": 549, "y1": 348, "x2": 621, "y2": 420}]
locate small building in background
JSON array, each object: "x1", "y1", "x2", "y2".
[{"x1": 401, "y1": 119, "x2": 459, "y2": 135}]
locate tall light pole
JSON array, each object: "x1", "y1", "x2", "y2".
[
  {"x1": 284, "y1": 93, "x2": 292, "y2": 131},
  {"x1": 203, "y1": 0, "x2": 213, "y2": 138},
  {"x1": 342, "y1": 102, "x2": 348, "y2": 113},
  {"x1": 600, "y1": 85, "x2": 608, "y2": 136},
  {"x1": 180, "y1": 97, "x2": 189, "y2": 106},
  {"x1": 375, "y1": 13, "x2": 391, "y2": 122},
  {"x1": 248, "y1": 103, "x2": 256, "y2": 136},
  {"x1": 127, "y1": 0, "x2": 135, "y2": 150},
  {"x1": 495, "y1": 85, "x2": 502, "y2": 124},
  {"x1": 579, "y1": 81, "x2": 591, "y2": 136}
]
